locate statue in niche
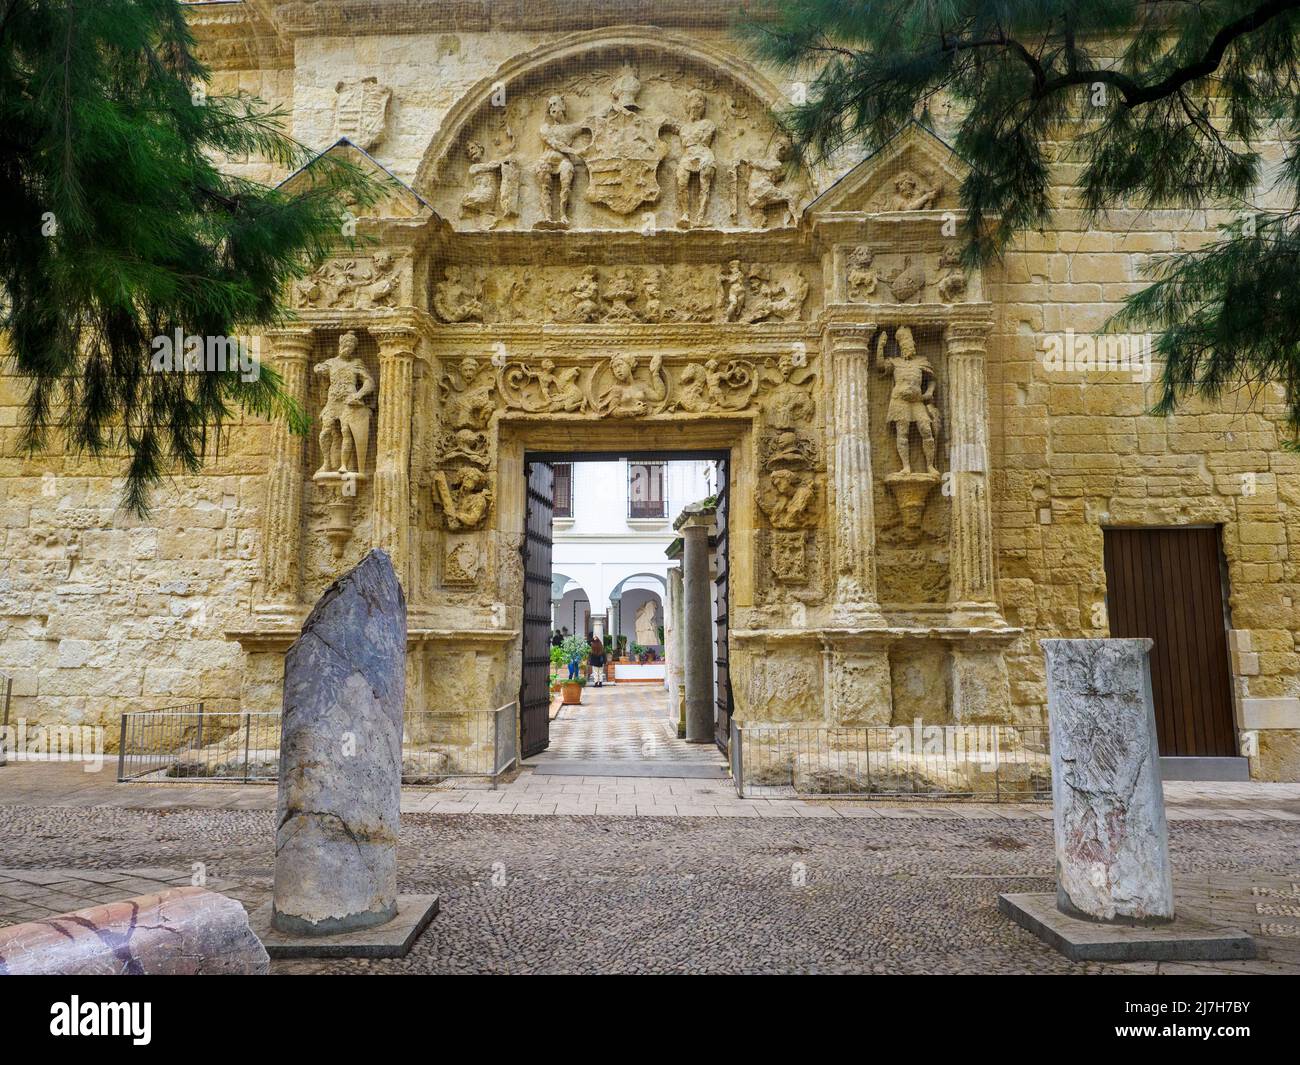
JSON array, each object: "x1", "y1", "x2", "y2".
[
  {"x1": 877, "y1": 169, "x2": 941, "y2": 211},
  {"x1": 758, "y1": 468, "x2": 819, "y2": 529},
  {"x1": 440, "y1": 356, "x2": 497, "y2": 429},
  {"x1": 634, "y1": 599, "x2": 659, "y2": 646},
  {"x1": 534, "y1": 94, "x2": 587, "y2": 228},
  {"x1": 877, "y1": 326, "x2": 940, "y2": 475},
  {"x1": 433, "y1": 266, "x2": 484, "y2": 323},
  {"x1": 730, "y1": 135, "x2": 799, "y2": 227},
  {"x1": 432, "y1": 467, "x2": 493, "y2": 530},
  {"x1": 846, "y1": 246, "x2": 878, "y2": 301},
  {"x1": 761, "y1": 352, "x2": 817, "y2": 429},
  {"x1": 460, "y1": 141, "x2": 519, "y2": 226},
  {"x1": 936, "y1": 246, "x2": 968, "y2": 303},
  {"x1": 314, "y1": 331, "x2": 374, "y2": 476},
  {"x1": 580, "y1": 69, "x2": 671, "y2": 215},
  {"x1": 592, "y1": 352, "x2": 669, "y2": 416},
  {"x1": 674, "y1": 89, "x2": 717, "y2": 228},
  {"x1": 676, "y1": 359, "x2": 758, "y2": 413}
]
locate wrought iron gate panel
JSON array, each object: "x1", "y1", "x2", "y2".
[
  {"x1": 520, "y1": 460, "x2": 554, "y2": 758},
  {"x1": 714, "y1": 457, "x2": 733, "y2": 752}
]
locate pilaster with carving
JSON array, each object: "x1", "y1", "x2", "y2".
[
  {"x1": 945, "y1": 319, "x2": 1000, "y2": 619},
  {"x1": 370, "y1": 326, "x2": 419, "y2": 594},
  {"x1": 260, "y1": 328, "x2": 314, "y2": 609},
  {"x1": 826, "y1": 323, "x2": 886, "y2": 624}
]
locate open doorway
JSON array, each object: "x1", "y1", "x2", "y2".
[{"x1": 519, "y1": 450, "x2": 732, "y2": 771}]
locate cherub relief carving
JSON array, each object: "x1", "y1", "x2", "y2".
[
  {"x1": 761, "y1": 352, "x2": 817, "y2": 429},
  {"x1": 460, "y1": 141, "x2": 519, "y2": 226},
  {"x1": 432, "y1": 467, "x2": 493, "y2": 530},
  {"x1": 433, "y1": 266, "x2": 484, "y2": 323},
  {"x1": 498, "y1": 359, "x2": 585, "y2": 413},
  {"x1": 676, "y1": 359, "x2": 758, "y2": 413},
  {"x1": 877, "y1": 326, "x2": 941, "y2": 474},
  {"x1": 739, "y1": 267, "x2": 809, "y2": 324},
  {"x1": 439, "y1": 356, "x2": 497, "y2": 429},
  {"x1": 314, "y1": 332, "x2": 374, "y2": 476},
  {"x1": 936, "y1": 246, "x2": 968, "y2": 303},
  {"x1": 299, "y1": 256, "x2": 402, "y2": 311}
]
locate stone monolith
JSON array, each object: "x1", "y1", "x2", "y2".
[
  {"x1": 273, "y1": 549, "x2": 406, "y2": 935},
  {"x1": 1043, "y1": 638, "x2": 1175, "y2": 923}
]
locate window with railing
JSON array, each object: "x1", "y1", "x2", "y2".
[
  {"x1": 628, "y1": 461, "x2": 666, "y2": 519},
  {"x1": 553, "y1": 462, "x2": 573, "y2": 518}
]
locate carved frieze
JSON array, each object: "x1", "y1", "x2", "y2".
[
  {"x1": 842, "y1": 249, "x2": 973, "y2": 306},
  {"x1": 297, "y1": 254, "x2": 406, "y2": 312},
  {"x1": 432, "y1": 467, "x2": 493, "y2": 530},
  {"x1": 869, "y1": 167, "x2": 942, "y2": 212}
]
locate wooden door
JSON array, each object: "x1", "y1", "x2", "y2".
[
  {"x1": 520, "y1": 460, "x2": 554, "y2": 758},
  {"x1": 1102, "y1": 527, "x2": 1236, "y2": 757},
  {"x1": 713, "y1": 456, "x2": 733, "y2": 752}
]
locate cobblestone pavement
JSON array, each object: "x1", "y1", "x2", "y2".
[
  {"x1": 0, "y1": 804, "x2": 1297, "y2": 974},
  {"x1": 537, "y1": 683, "x2": 717, "y2": 763}
]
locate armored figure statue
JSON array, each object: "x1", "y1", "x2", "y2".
[
  {"x1": 314, "y1": 332, "x2": 374, "y2": 476},
  {"x1": 878, "y1": 326, "x2": 940, "y2": 475}
]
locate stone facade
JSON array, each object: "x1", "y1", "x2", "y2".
[{"x1": 1, "y1": 2, "x2": 1298, "y2": 781}]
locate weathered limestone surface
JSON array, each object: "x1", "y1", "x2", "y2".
[
  {"x1": 1044, "y1": 638, "x2": 1175, "y2": 922},
  {"x1": 273, "y1": 549, "x2": 406, "y2": 935},
  {"x1": 0, "y1": 887, "x2": 269, "y2": 975}
]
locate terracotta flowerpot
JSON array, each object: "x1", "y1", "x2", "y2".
[{"x1": 561, "y1": 681, "x2": 583, "y2": 705}]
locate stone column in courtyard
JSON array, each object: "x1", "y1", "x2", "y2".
[
  {"x1": 261, "y1": 328, "x2": 314, "y2": 608},
  {"x1": 1042, "y1": 638, "x2": 1174, "y2": 921},
  {"x1": 666, "y1": 565, "x2": 684, "y2": 707},
  {"x1": 826, "y1": 323, "x2": 886, "y2": 625},
  {"x1": 370, "y1": 326, "x2": 419, "y2": 595},
  {"x1": 677, "y1": 505, "x2": 715, "y2": 743},
  {"x1": 944, "y1": 319, "x2": 999, "y2": 621}
]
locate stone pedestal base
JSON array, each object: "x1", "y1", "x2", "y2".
[
  {"x1": 251, "y1": 894, "x2": 439, "y2": 959},
  {"x1": 998, "y1": 893, "x2": 1255, "y2": 963}
]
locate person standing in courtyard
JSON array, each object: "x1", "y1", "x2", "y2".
[{"x1": 589, "y1": 635, "x2": 606, "y2": 687}]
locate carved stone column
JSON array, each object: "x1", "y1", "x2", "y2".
[
  {"x1": 945, "y1": 320, "x2": 1000, "y2": 619},
  {"x1": 370, "y1": 326, "x2": 419, "y2": 595},
  {"x1": 261, "y1": 328, "x2": 314, "y2": 608},
  {"x1": 826, "y1": 323, "x2": 886, "y2": 624}
]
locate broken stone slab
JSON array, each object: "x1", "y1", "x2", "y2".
[
  {"x1": 1042, "y1": 638, "x2": 1174, "y2": 922},
  {"x1": 0, "y1": 887, "x2": 269, "y2": 975},
  {"x1": 273, "y1": 548, "x2": 407, "y2": 936}
]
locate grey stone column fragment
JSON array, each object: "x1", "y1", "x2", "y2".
[
  {"x1": 273, "y1": 548, "x2": 407, "y2": 935},
  {"x1": 1043, "y1": 638, "x2": 1175, "y2": 922},
  {"x1": 678, "y1": 506, "x2": 715, "y2": 743},
  {"x1": 0, "y1": 887, "x2": 269, "y2": 975},
  {"x1": 666, "y1": 566, "x2": 684, "y2": 708}
]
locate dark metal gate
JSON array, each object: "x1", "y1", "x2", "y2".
[
  {"x1": 714, "y1": 457, "x2": 733, "y2": 752},
  {"x1": 1102, "y1": 526, "x2": 1236, "y2": 757},
  {"x1": 520, "y1": 460, "x2": 554, "y2": 758}
]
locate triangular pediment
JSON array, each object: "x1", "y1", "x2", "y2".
[
  {"x1": 806, "y1": 121, "x2": 966, "y2": 219},
  {"x1": 276, "y1": 138, "x2": 436, "y2": 222}
]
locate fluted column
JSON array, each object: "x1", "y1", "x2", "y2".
[
  {"x1": 261, "y1": 328, "x2": 314, "y2": 608},
  {"x1": 370, "y1": 326, "x2": 418, "y2": 595},
  {"x1": 945, "y1": 321, "x2": 999, "y2": 617},
  {"x1": 827, "y1": 323, "x2": 886, "y2": 624}
]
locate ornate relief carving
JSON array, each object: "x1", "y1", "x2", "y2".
[
  {"x1": 438, "y1": 356, "x2": 497, "y2": 429},
  {"x1": 443, "y1": 537, "x2": 483, "y2": 585},
  {"x1": 432, "y1": 467, "x2": 493, "y2": 530},
  {"x1": 333, "y1": 77, "x2": 391, "y2": 150},
  {"x1": 676, "y1": 359, "x2": 758, "y2": 413},
  {"x1": 758, "y1": 468, "x2": 821, "y2": 530},
  {"x1": 936, "y1": 246, "x2": 968, "y2": 303},
  {"x1": 761, "y1": 352, "x2": 817, "y2": 429},
  {"x1": 846, "y1": 246, "x2": 878, "y2": 302},
  {"x1": 870, "y1": 168, "x2": 942, "y2": 212},
  {"x1": 592, "y1": 352, "x2": 670, "y2": 415},
  {"x1": 580, "y1": 69, "x2": 672, "y2": 215},
  {"x1": 886, "y1": 256, "x2": 926, "y2": 303},
  {"x1": 460, "y1": 141, "x2": 520, "y2": 227},
  {"x1": 433, "y1": 267, "x2": 485, "y2": 323},
  {"x1": 674, "y1": 89, "x2": 717, "y2": 228},
  {"x1": 534, "y1": 94, "x2": 585, "y2": 227},
  {"x1": 771, "y1": 531, "x2": 808, "y2": 583},
  {"x1": 298, "y1": 254, "x2": 404, "y2": 311},
  {"x1": 730, "y1": 135, "x2": 799, "y2": 227}
]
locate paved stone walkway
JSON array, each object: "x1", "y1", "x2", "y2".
[
  {"x1": 537, "y1": 683, "x2": 716, "y2": 763},
  {"x1": 0, "y1": 814, "x2": 1296, "y2": 974}
]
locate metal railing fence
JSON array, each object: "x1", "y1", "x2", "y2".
[
  {"x1": 117, "y1": 702, "x2": 519, "y2": 786},
  {"x1": 731, "y1": 722, "x2": 1051, "y2": 802}
]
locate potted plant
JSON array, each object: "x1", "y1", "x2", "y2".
[
  {"x1": 558, "y1": 633, "x2": 589, "y2": 703},
  {"x1": 630, "y1": 642, "x2": 647, "y2": 664},
  {"x1": 616, "y1": 634, "x2": 629, "y2": 662},
  {"x1": 549, "y1": 645, "x2": 567, "y2": 691},
  {"x1": 561, "y1": 675, "x2": 587, "y2": 705}
]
